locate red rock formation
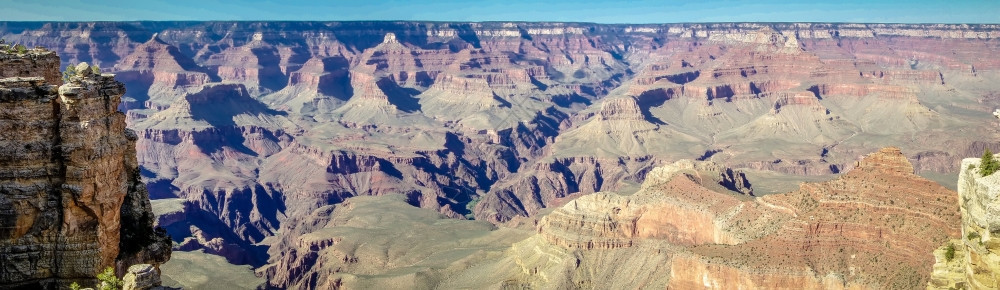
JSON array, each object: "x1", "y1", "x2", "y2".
[{"x1": 676, "y1": 148, "x2": 961, "y2": 289}]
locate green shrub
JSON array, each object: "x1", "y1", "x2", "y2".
[
  {"x1": 67, "y1": 267, "x2": 121, "y2": 290},
  {"x1": 91, "y1": 65, "x2": 101, "y2": 75},
  {"x1": 967, "y1": 231, "x2": 983, "y2": 246},
  {"x1": 14, "y1": 44, "x2": 26, "y2": 54},
  {"x1": 980, "y1": 148, "x2": 999, "y2": 177},
  {"x1": 62, "y1": 65, "x2": 77, "y2": 83},
  {"x1": 944, "y1": 243, "x2": 956, "y2": 261},
  {"x1": 96, "y1": 267, "x2": 122, "y2": 290}
]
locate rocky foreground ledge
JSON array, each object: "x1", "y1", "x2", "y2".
[
  {"x1": 929, "y1": 154, "x2": 1000, "y2": 289},
  {"x1": 0, "y1": 48, "x2": 170, "y2": 289}
]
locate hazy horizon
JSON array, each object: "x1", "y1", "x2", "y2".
[
  {"x1": 1, "y1": 0, "x2": 998, "y2": 24},
  {"x1": 1, "y1": 20, "x2": 999, "y2": 25}
]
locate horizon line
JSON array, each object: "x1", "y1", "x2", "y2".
[{"x1": 2, "y1": 20, "x2": 999, "y2": 25}]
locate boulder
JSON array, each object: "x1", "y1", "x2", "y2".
[{"x1": 122, "y1": 264, "x2": 161, "y2": 290}]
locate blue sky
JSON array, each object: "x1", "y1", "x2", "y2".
[{"x1": 0, "y1": 0, "x2": 997, "y2": 23}]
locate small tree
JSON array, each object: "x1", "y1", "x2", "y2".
[
  {"x1": 62, "y1": 65, "x2": 77, "y2": 83},
  {"x1": 65, "y1": 267, "x2": 121, "y2": 290},
  {"x1": 944, "y1": 243, "x2": 956, "y2": 261},
  {"x1": 980, "y1": 148, "x2": 999, "y2": 177},
  {"x1": 95, "y1": 267, "x2": 122, "y2": 290}
]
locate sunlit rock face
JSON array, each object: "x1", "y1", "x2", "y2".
[
  {"x1": 0, "y1": 51, "x2": 169, "y2": 288},
  {"x1": 929, "y1": 154, "x2": 1000, "y2": 289}
]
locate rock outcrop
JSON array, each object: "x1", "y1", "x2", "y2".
[
  {"x1": 0, "y1": 49, "x2": 169, "y2": 288},
  {"x1": 928, "y1": 154, "x2": 1000, "y2": 289},
  {"x1": 121, "y1": 264, "x2": 161, "y2": 290}
]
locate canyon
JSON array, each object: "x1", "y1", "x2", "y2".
[{"x1": 1, "y1": 21, "x2": 998, "y2": 288}]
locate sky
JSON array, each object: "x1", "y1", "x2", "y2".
[{"x1": 0, "y1": 0, "x2": 998, "y2": 23}]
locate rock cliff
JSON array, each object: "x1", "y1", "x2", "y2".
[
  {"x1": 928, "y1": 154, "x2": 1000, "y2": 289},
  {"x1": 0, "y1": 49, "x2": 169, "y2": 288}
]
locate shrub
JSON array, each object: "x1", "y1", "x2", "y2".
[
  {"x1": 980, "y1": 148, "x2": 999, "y2": 177},
  {"x1": 944, "y1": 243, "x2": 956, "y2": 261},
  {"x1": 967, "y1": 231, "x2": 983, "y2": 246},
  {"x1": 96, "y1": 267, "x2": 122, "y2": 290},
  {"x1": 62, "y1": 65, "x2": 77, "y2": 83},
  {"x1": 14, "y1": 44, "x2": 26, "y2": 54},
  {"x1": 67, "y1": 267, "x2": 121, "y2": 290},
  {"x1": 91, "y1": 65, "x2": 101, "y2": 75}
]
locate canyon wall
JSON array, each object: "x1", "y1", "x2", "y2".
[{"x1": 0, "y1": 49, "x2": 169, "y2": 289}]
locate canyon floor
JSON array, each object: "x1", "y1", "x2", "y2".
[{"x1": 3, "y1": 21, "x2": 998, "y2": 288}]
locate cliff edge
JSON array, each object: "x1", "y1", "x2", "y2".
[
  {"x1": 929, "y1": 153, "x2": 1000, "y2": 289},
  {"x1": 0, "y1": 47, "x2": 170, "y2": 289}
]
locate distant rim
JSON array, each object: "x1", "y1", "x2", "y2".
[{"x1": 0, "y1": 20, "x2": 999, "y2": 25}]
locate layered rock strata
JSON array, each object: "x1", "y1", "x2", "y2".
[
  {"x1": 677, "y1": 147, "x2": 960, "y2": 289},
  {"x1": 0, "y1": 50, "x2": 169, "y2": 288},
  {"x1": 501, "y1": 148, "x2": 958, "y2": 289}
]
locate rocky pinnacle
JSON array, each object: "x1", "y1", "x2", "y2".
[{"x1": 0, "y1": 49, "x2": 170, "y2": 289}]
